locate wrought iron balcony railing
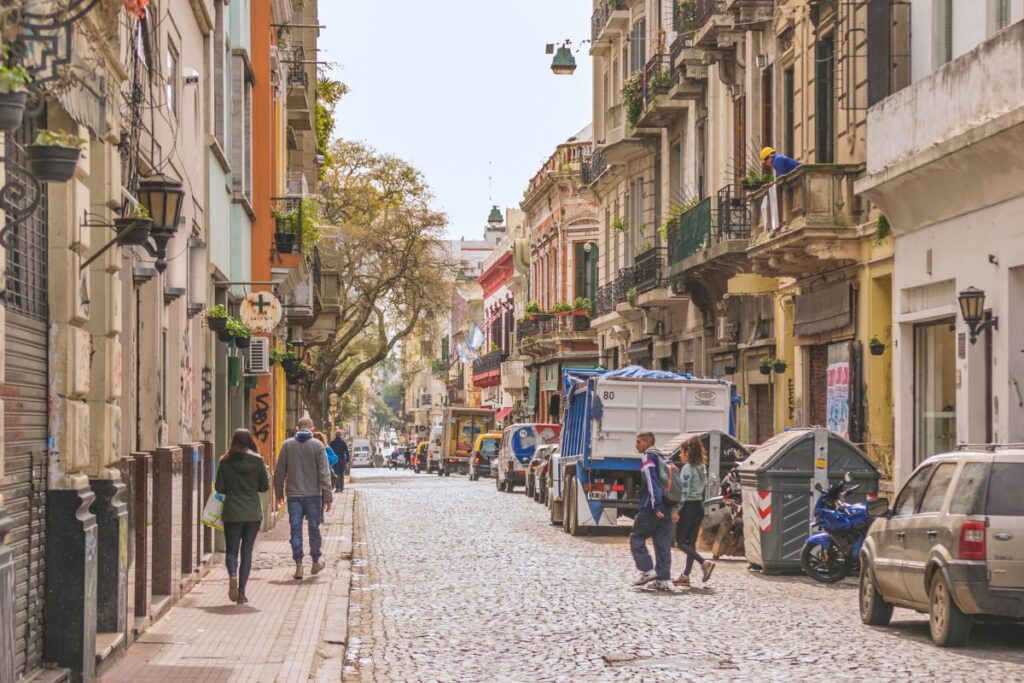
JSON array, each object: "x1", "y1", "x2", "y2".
[
  {"x1": 694, "y1": 0, "x2": 722, "y2": 30},
  {"x1": 594, "y1": 267, "x2": 639, "y2": 316},
  {"x1": 472, "y1": 350, "x2": 507, "y2": 376},
  {"x1": 283, "y1": 46, "x2": 309, "y2": 87},
  {"x1": 580, "y1": 146, "x2": 608, "y2": 185},
  {"x1": 634, "y1": 247, "x2": 667, "y2": 293},
  {"x1": 643, "y1": 53, "x2": 672, "y2": 105},
  {"x1": 666, "y1": 186, "x2": 751, "y2": 266},
  {"x1": 591, "y1": 0, "x2": 629, "y2": 44}
]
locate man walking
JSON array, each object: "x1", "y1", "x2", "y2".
[
  {"x1": 329, "y1": 429, "x2": 350, "y2": 492},
  {"x1": 630, "y1": 432, "x2": 674, "y2": 591},
  {"x1": 274, "y1": 417, "x2": 333, "y2": 579}
]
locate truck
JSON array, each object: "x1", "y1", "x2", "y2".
[
  {"x1": 437, "y1": 407, "x2": 496, "y2": 476},
  {"x1": 549, "y1": 367, "x2": 734, "y2": 535}
]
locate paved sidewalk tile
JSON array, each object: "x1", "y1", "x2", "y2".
[{"x1": 101, "y1": 490, "x2": 354, "y2": 683}]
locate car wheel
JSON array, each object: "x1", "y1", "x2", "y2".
[
  {"x1": 929, "y1": 572, "x2": 972, "y2": 647},
  {"x1": 859, "y1": 564, "x2": 893, "y2": 626}
]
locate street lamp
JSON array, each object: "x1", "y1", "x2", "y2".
[
  {"x1": 137, "y1": 173, "x2": 185, "y2": 273},
  {"x1": 958, "y1": 286, "x2": 998, "y2": 345},
  {"x1": 550, "y1": 44, "x2": 577, "y2": 75}
]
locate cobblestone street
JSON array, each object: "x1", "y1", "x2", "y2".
[{"x1": 346, "y1": 469, "x2": 1024, "y2": 682}]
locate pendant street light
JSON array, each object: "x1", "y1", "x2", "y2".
[
  {"x1": 958, "y1": 286, "x2": 998, "y2": 345},
  {"x1": 551, "y1": 44, "x2": 577, "y2": 75},
  {"x1": 137, "y1": 173, "x2": 185, "y2": 273}
]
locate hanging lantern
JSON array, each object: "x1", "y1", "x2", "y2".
[
  {"x1": 551, "y1": 45, "x2": 577, "y2": 75},
  {"x1": 136, "y1": 173, "x2": 185, "y2": 273}
]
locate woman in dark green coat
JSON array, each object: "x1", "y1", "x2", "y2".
[{"x1": 215, "y1": 428, "x2": 269, "y2": 603}]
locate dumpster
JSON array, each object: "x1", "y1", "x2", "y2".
[
  {"x1": 737, "y1": 428, "x2": 879, "y2": 573},
  {"x1": 660, "y1": 430, "x2": 750, "y2": 498}
]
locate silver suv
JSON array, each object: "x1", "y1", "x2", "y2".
[{"x1": 859, "y1": 447, "x2": 1024, "y2": 646}]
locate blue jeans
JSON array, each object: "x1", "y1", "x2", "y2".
[
  {"x1": 224, "y1": 521, "x2": 261, "y2": 592},
  {"x1": 287, "y1": 496, "x2": 323, "y2": 563},
  {"x1": 630, "y1": 509, "x2": 673, "y2": 580}
]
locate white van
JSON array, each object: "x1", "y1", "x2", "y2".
[{"x1": 351, "y1": 439, "x2": 372, "y2": 467}]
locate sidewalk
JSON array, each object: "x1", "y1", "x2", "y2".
[{"x1": 101, "y1": 490, "x2": 354, "y2": 683}]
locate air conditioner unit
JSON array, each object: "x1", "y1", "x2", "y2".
[
  {"x1": 245, "y1": 337, "x2": 271, "y2": 375},
  {"x1": 716, "y1": 316, "x2": 737, "y2": 343}
]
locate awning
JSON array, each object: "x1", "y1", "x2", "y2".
[
  {"x1": 627, "y1": 339, "x2": 653, "y2": 360},
  {"x1": 793, "y1": 282, "x2": 852, "y2": 337},
  {"x1": 495, "y1": 407, "x2": 513, "y2": 422}
]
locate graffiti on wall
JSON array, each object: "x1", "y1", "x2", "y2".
[
  {"x1": 826, "y1": 362, "x2": 851, "y2": 439},
  {"x1": 251, "y1": 393, "x2": 270, "y2": 443},
  {"x1": 180, "y1": 325, "x2": 194, "y2": 439},
  {"x1": 200, "y1": 367, "x2": 212, "y2": 438}
]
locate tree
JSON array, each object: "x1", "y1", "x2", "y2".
[
  {"x1": 315, "y1": 70, "x2": 348, "y2": 177},
  {"x1": 301, "y1": 139, "x2": 453, "y2": 425}
]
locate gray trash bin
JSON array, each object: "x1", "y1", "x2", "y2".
[{"x1": 738, "y1": 428, "x2": 879, "y2": 573}]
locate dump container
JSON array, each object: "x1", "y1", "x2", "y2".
[
  {"x1": 661, "y1": 430, "x2": 750, "y2": 498},
  {"x1": 737, "y1": 428, "x2": 880, "y2": 573}
]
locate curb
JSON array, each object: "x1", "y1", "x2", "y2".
[{"x1": 312, "y1": 488, "x2": 356, "y2": 681}]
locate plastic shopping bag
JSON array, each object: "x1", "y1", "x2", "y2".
[{"x1": 201, "y1": 491, "x2": 225, "y2": 531}]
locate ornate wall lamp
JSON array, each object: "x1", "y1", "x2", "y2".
[{"x1": 958, "y1": 286, "x2": 998, "y2": 345}]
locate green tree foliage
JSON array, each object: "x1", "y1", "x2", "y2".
[{"x1": 316, "y1": 70, "x2": 349, "y2": 178}]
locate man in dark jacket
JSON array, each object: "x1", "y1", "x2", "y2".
[
  {"x1": 329, "y1": 430, "x2": 349, "y2": 492},
  {"x1": 274, "y1": 416, "x2": 333, "y2": 579},
  {"x1": 629, "y1": 432, "x2": 674, "y2": 590}
]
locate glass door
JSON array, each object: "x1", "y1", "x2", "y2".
[{"x1": 914, "y1": 319, "x2": 957, "y2": 465}]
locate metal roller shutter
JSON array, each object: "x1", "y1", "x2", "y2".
[{"x1": 2, "y1": 113, "x2": 49, "y2": 679}]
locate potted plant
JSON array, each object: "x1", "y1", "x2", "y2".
[
  {"x1": 272, "y1": 208, "x2": 297, "y2": 253},
  {"x1": 27, "y1": 129, "x2": 87, "y2": 182},
  {"x1": 0, "y1": 56, "x2": 31, "y2": 132},
  {"x1": 572, "y1": 297, "x2": 592, "y2": 316},
  {"x1": 869, "y1": 335, "x2": 886, "y2": 356},
  {"x1": 551, "y1": 302, "x2": 572, "y2": 317},
  {"x1": 114, "y1": 203, "x2": 152, "y2": 246},
  {"x1": 271, "y1": 348, "x2": 301, "y2": 374},
  {"x1": 216, "y1": 319, "x2": 235, "y2": 343},
  {"x1": 226, "y1": 317, "x2": 253, "y2": 348},
  {"x1": 286, "y1": 361, "x2": 310, "y2": 385},
  {"x1": 759, "y1": 357, "x2": 773, "y2": 376},
  {"x1": 773, "y1": 358, "x2": 788, "y2": 374},
  {"x1": 611, "y1": 216, "x2": 628, "y2": 233},
  {"x1": 202, "y1": 304, "x2": 229, "y2": 333},
  {"x1": 524, "y1": 300, "x2": 541, "y2": 320},
  {"x1": 626, "y1": 287, "x2": 638, "y2": 308},
  {"x1": 740, "y1": 167, "x2": 774, "y2": 192},
  {"x1": 490, "y1": 341, "x2": 500, "y2": 353}
]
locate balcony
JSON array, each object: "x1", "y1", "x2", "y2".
[
  {"x1": 580, "y1": 145, "x2": 608, "y2": 185},
  {"x1": 602, "y1": 102, "x2": 647, "y2": 164},
  {"x1": 669, "y1": 34, "x2": 705, "y2": 101},
  {"x1": 594, "y1": 267, "x2": 638, "y2": 318},
  {"x1": 667, "y1": 186, "x2": 751, "y2": 279},
  {"x1": 692, "y1": 0, "x2": 726, "y2": 48},
  {"x1": 591, "y1": 0, "x2": 630, "y2": 50},
  {"x1": 747, "y1": 164, "x2": 867, "y2": 278},
  {"x1": 518, "y1": 314, "x2": 594, "y2": 356},
  {"x1": 283, "y1": 46, "x2": 312, "y2": 130},
  {"x1": 633, "y1": 247, "x2": 666, "y2": 294},
  {"x1": 472, "y1": 350, "x2": 507, "y2": 388},
  {"x1": 635, "y1": 54, "x2": 687, "y2": 128}
]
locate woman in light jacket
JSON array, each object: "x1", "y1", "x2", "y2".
[
  {"x1": 215, "y1": 428, "x2": 270, "y2": 604},
  {"x1": 672, "y1": 438, "x2": 716, "y2": 586}
]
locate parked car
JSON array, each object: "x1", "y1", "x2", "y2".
[
  {"x1": 526, "y1": 445, "x2": 556, "y2": 502},
  {"x1": 496, "y1": 423, "x2": 561, "y2": 493},
  {"x1": 468, "y1": 432, "x2": 502, "y2": 481},
  {"x1": 351, "y1": 439, "x2": 373, "y2": 468},
  {"x1": 859, "y1": 447, "x2": 1024, "y2": 646}
]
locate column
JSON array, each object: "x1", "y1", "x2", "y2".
[
  {"x1": 130, "y1": 452, "x2": 151, "y2": 619},
  {"x1": 151, "y1": 446, "x2": 182, "y2": 600},
  {"x1": 89, "y1": 478, "x2": 127, "y2": 636}
]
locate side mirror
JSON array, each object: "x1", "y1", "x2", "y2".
[
  {"x1": 843, "y1": 471, "x2": 854, "y2": 483},
  {"x1": 866, "y1": 497, "x2": 891, "y2": 517}
]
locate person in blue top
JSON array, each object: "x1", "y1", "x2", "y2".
[
  {"x1": 629, "y1": 432, "x2": 674, "y2": 591},
  {"x1": 315, "y1": 432, "x2": 339, "y2": 491},
  {"x1": 761, "y1": 146, "x2": 801, "y2": 178},
  {"x1": 672, "y1": 438, "x2": 716, "y2": 586}
]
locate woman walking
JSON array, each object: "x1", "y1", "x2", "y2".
[
  {"x1": 215, "y1": 428, "x2": 269, "y2": 603},
  {"x1": 672, "y1": 438, "x2": 716, "y2": 586},
  {"x1": 315, "y1": 432, "x2": 339, "y2": 489}
]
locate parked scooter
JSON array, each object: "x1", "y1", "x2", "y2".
[{"x1": 800, "y1": 472, "x2": 875, "y2": 583}]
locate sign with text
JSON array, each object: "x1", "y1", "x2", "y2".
[{"x1": 240, "y1": 292, "x2": 283, "y2": 333}]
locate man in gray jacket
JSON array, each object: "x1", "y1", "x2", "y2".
[{"x1": 274, "y1": 416, "x2": 334, "y2": 579}]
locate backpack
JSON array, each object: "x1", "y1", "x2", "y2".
[{"x1": 653, "y1": 451, "x2": 685, "y2": 505}]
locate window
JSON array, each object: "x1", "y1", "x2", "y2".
[
  {"x1": 938, "y1": 0, "x2": 953, "y2": 65},
  {"x1": 893, "y1": 464, "x2": 933, "y2": 517},
  {"x1": 629, "y1": 18, "x2": 646, "y2": 74},
  {"x1": 914, "y1": 319, "x2": 957, "y2": 465},
  {"x1": 213, "y1": 1, "x2": 226, "y2": 147},
  {"x1": 761, "y1": 65, "x2": 772, "y2": 147},
  {"x1": 783, "y1": 67, "x2": 795, "y2": 156},
  {"x1": 986, "y1": 463, "x2": 1024, "y2": 516},
  {"x1": 814, "y1": 36, "x2": 835, "y2": 163},
  {"x1": 919, "y1": 462, "x2": 956, "y2": 513},
  {"x1": 949, "y1": 462, "x2": 989, "y2": 515},
  {"x1": 166, "y1": 43, "x2": 179, "y2": 119}
]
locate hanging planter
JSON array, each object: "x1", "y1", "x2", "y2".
[
  {"x1": 773, "y1": 360, "x2": 788, "y2": 374},
  {"x1": 274, "y1": 232, "x2": 296, "y2": 253},
  {"x1": 234, "y1": 335, "x2": 251, "y2": 349},
  {"x1": 113, "y1": 217, "x2": 152, "y2": 246},
  {"x1": 203, "y1": 305, "x2": 230, "y2": 333},
  {"x1": 281, "y1": 358, "x2": 301, "y2": 375},
  {"x1": 217, "y1": 329, "x2": 233, "y2": 343},
  {"x1": 0, "y1": 91, "x2": 27, "y2": 132},
  {"x1": 26, "y1": 130, "x2": 87, "y2": 182},
  {"x1": 869, "y1": 336, "x2": 886, "y2": 356},
  {"x1": 759, "y1": 358, "x2": 773, "y2": 376},
  {"x1": 225, "y1": 317, "x2": 253, "y2": 349}
]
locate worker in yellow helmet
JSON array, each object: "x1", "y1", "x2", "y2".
[{"x1": 760, "y1": 146, "x2": 801, "y2": 178}]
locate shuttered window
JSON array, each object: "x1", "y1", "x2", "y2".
[
  {"x1": 815, "y1": 37, "x2": 835, "y2": 163},
  {"x1": 939, "y1": 0, "x2": 953, "y2": 64}
]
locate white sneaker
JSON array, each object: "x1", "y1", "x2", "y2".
[
  {"x1": 633, "y1": 570, "x2": 657, "y2": 586},
  {"x1": 652, "y1": 580, "x2": 675, "y2": 592},
  {"x1": 293, "y1": 563, "x2": 304, "y2": 580},
  {"x1": 311, "y1": 559, "x2": 325, "y2": 575}
]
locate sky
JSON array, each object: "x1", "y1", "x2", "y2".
[{"x1": 318, "y1": 1, "x2": 593, "y2": 240}]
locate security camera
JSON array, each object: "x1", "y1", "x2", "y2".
[{"x1": 184, "y1": 67, "x2": 200, "y2": 84}]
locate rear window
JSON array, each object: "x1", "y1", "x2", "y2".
[
  {"x1": 948, "y1": 462, "x2": 989, "y2": 515},
  {"x1": 479, "y1": 438, "x2": 499, "y2": 456},
  {"x1": 986, "y1": 463, "x2": 1024, "y2": 516}
]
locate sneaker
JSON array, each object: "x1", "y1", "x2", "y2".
[
  {"x1": 672, "y1": 574, "x2": 691, "y2": 586},
  {"x1": 311, "y1": 559, "x2": 325, "y2": 575},
  {"x1": 632, "y1": 570, "x2": 657, "y2": 586},
  {"x1": 293, "y1": 563, "x2": 304, "y2": 580},
  {"x1": 701, "y1": 560, "x2": 716, "y2": 583},
  {"x1": 228, "y1": 577, "x2": 239, "y2": 602},
  {"x1": 652, "y1": 580, "x2": 674, "y2": 591}
]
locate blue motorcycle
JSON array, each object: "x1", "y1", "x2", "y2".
[{"x1": 801, "y1": 474, "x2": 875, "y2": 583}]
